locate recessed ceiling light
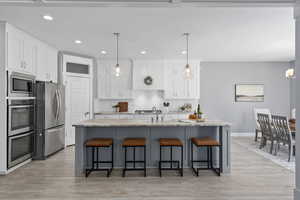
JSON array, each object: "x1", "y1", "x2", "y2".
[
  {"x1": 43, "y1": 15, "x2": 53, "y2": 21},
  {"x1": 181, "y1": 50, "x2": 187, "y2": 55},
  {"x1": 74, "y1": 40, "x2": 82, "y2": 44},
  {"x1": 140, "y1": 50, "x2": 147, "y2": 55},
  {"x1": 101, "y1": 50, "x2": 107, "y2": 55}
]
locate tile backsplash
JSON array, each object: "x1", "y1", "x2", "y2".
[{"x1": 94, "y1": 90, "x2": 199, "y2": 113}]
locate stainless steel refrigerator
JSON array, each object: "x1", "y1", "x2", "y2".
[{"x1": 34, "y1": 81, "x2": 65, "y2": 160}]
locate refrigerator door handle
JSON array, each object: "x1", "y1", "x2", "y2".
[
  {"x1": 57, "y1": 89, "x2": 61, "y2": 120},
  {"x1": 55, "y1": 89, "x2": 59, "y2": 120}
]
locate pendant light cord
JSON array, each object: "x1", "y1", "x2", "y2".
[
  {"x1": 184, "y1": 33, "x2": 190, "y2": 66},
  {"x1": 117, "y1": 33, "x2": 119, "y2": 65},
  {"x1": 186, "y1": 33, "x2": 189, "y2": 65},
  {"x1": 114, "y1": 33, "x2": 120, "y2": 66}
]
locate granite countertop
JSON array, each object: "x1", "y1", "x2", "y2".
[
  {"x1": 94, "y1": 111, "x2": 192, "y2": 115},
  {"x1": 73, "y1": 119, "x2": 231, "y2": 127}
]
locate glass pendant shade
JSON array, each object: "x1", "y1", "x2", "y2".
[
  {"x1": 115, "y1": 63, "x2": 120, "y2": 77},
  {"x1": 185, "y1": 64, "x2": 192, "y2": 79}
]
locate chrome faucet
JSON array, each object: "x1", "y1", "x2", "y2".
[{"x1": 152, "y1": 106, "x2": 160, "y2": 121}]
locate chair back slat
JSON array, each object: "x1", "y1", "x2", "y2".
[
  {"x1": 271, "y1": 115, "x2": 292, "y2": 145},
  {"x1": 257, "y1": 113, "x2": 273, "y2": 139}
]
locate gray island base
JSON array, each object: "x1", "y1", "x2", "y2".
[{"x1": 73, "y1": 119, "x2": 231, "y2": 177}]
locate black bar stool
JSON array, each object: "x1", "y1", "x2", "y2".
[
  {"x1": 122, "y1": 138, "x2": 146, "y2": 177},
  {"x1": 159, "y1": 138, "x2": 183, "y2": 177},
  {"x1": 191, "y1": 137, "x2": 221, "y2": 176},
  {"x1": 85, "y1": 138, "x2": 114, "y2": 177}
]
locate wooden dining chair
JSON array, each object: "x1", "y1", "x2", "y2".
[
  {"x1": 257, "y1": 113, "x2": 276, "y2": 154},
  {"x1": 254, "y1": 108, "x2": 271, "y2": 142},
  {"x1": 271, "y1": 115, "x2": 295, "y2": 162}
]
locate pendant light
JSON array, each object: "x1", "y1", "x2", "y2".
[
  {"x1": 114, "y1": 33, "x2": 120, "y2": 77},
  {"x1": 183, "y1": 33, "x2": 192, "y2": 79}
]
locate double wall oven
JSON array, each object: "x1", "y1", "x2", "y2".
[{"x1": 7, "y1": 71, "x2": 35, "y2": 169}]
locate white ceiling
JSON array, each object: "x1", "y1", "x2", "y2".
[{"x1": 0, "y1": 6, "x2": 295, "y2": 61}]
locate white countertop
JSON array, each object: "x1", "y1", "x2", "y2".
[{"x1": 73, "y1": 119, "x2": 231, "y2": 127}]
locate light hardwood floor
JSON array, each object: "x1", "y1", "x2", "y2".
[{"x1": 0, "y1": 137, "x2": 295, "y2": 200}]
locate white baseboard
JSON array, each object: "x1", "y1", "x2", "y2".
[
  {"x1": 231, "y1": 132, "x2": 255, "y2": 137},
  {"x1": 0, "y1": 159, "x2": 31, "y2": 175}
]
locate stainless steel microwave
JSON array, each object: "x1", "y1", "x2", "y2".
[{"x1": 7, "y1": 71, "x2": 35, "y2": 97}]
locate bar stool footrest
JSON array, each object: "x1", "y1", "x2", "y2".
[
  {"x1": 125, "y1": 160, "x2": 145, "y2": 163},
  {"x1": 85, "y1": 168, "x2": 113, "y2": 178},
  {"x1": 192, "y1": 167, "x2": 221, "y2": 176}
]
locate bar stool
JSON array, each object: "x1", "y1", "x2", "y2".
[
  {"x1": 122, "y1": 138, "x2": 146, "y2": 177},
  {"x1": 159, "y1": 138, "x2": 183, "y2": 177},
  {"x1": 85, "y1": 138, "x2": 114, "y2": 177},
  {"x1": 191, "y1": 136, "x2": 221, "y2": 176}
]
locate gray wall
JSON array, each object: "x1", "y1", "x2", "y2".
[{"x1": 200, "y1": 62, "x2": 291, "y2": 133}]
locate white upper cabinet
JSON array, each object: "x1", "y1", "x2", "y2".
[
  {"x1": 36, "y1": 43, "x2": 58, "y2": 82},
  {"x1": 164, "y1": 60, "x2": 200, "y2": 99},
  {"x1": 6, "y1": 23, "x2": 58, "y2": 81},
  {"x1": 7, "y1": 27, "x2": 23, "y2": 72},
  {"x1": 133, "y1": 60, "x2": 164, "y2": 90},
  {"x1": 23, "y1": 36, "x2": 37, "y2": 74},
  {"x1": 97, "y1": 59, "x2": 133, "y2": 99},
  {"x1": 7, "y1": 25, "x2": 37, "y2": 74}
]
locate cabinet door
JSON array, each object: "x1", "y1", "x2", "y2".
[
  {"x1": 97, "y1": 60, "x2": 112, "y2": 98},
  {"x1": 186, "y1": 61, "x2": 200, "y2": 99},
  {"x1": 23, "y1": 36, "x2": 37, "y2": 74},
  {"x1": 119, "y1": 114, "x2": 133, "y2": 119},
  {"x1": 7, "y1": 30, "x2": 23, "y2": 71},
  {"x1": 164, "y1": 60, "x2": 200, "y2": 99},
  {"x1": 97, "y1": 59, "x2": 132, "y2": 99},
  {"x1": 47, "y1": 47, "x2": 58, "y2": 82},
  {"x1": 164, "y1": 60, "x2": 185, "y2": 98},
  {"x1": 36, "y1": 42, "x2": 48, "y2": 81},
  {"x1": 36, "y1": 43, "x2": 58, "y2": 82}
]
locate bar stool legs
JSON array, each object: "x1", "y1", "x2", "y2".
[
  {"x1": 159, "y1": 138, "x2": 183, "y2": 177},
  {"x1": 122, "y1": 138, "x2": 147, "y2": 177},
  {"x1": 85, "y1": 141, "x2": 114, "y2": 178},
  {"x1": 122, "y1": 146, "x2": 147, "y2": 177},
  {"x1": 191, "y1": 138, "x2": 221, "y2": 177}
]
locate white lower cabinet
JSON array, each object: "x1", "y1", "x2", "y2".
[
  {"x1": 119, "y1": 114, "x2": 134, "y2": 119},
  {"x1": 95, "y1": 115, "x2": 119, "y2": 119}
]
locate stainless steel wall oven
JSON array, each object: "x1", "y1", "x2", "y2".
[
  {"x1": 7, "y1": 99, "x2": 35, "y2": 137},
  {"x1": 7, "y1": 99, "x2": 35, "y2": 168},
  {"x1": 7, "y1": 131, "x2": 33, "y2": 168}
]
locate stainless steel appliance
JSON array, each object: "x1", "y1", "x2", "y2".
[
  {"x1": 7, "y1": 71, "x2": 35, "y2": 97},
  {"x1": 7, "y1": 99, "x2": 35, "y2": 136},
  {"x1": 8, "y1": 131, "x2": 33, "y2": 168},
  {"x1": 34, "y1": 81, "x2": 65, "y2": 159}
]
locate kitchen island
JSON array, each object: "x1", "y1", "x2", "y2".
[{"x1": 73, "y1": 119, "x2": 231, "y2": 176}]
